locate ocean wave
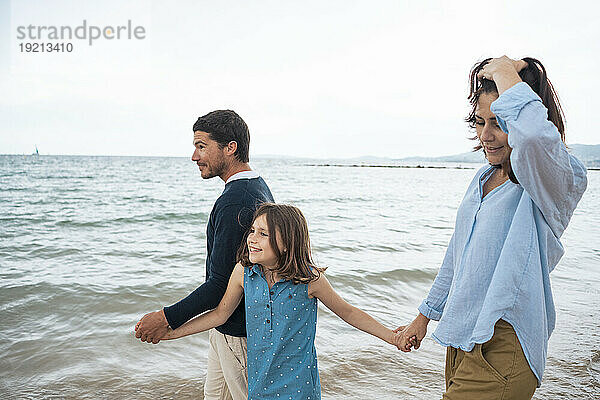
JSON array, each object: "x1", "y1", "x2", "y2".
[
  {"x1": 29, "y1": 175, "x2": 96, "y2": 180},
  {"x1": 53, "y1": 211, "x2": 209, "y2": 228},
  {"x1": 327, "y1": 267, "x2": 438, "y2": 286},
  {"x1": 313, "y1": 242, "x2": 425, "y2": 254}
]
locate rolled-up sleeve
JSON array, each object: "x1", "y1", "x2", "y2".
[
  {"x1": 418, "y1": 233, "x2": 455, "y2": 321},
  {"x1": 491, "y1": 82, "x2": 587, "y2": 238}
]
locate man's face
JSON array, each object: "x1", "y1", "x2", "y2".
[{"x1": 192, "y1": 131, "x2": 227, "y2": 179}]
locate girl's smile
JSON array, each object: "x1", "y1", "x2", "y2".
[{"x1": 247, "y1": 214, "x2": 281, "y2": 268}]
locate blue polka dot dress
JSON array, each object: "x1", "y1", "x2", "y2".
[{"x1": 244, "y1": 264, "x2": 321, "y2": 400}]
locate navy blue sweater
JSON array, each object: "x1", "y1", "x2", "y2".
[{"x1": 164, "y1": 177, "x2": 274, "y2": 337}]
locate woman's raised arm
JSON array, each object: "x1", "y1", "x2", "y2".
[{"x1": 492, "y1": 81, "x2": 586, "y2": 237}]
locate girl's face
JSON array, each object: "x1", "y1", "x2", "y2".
[
  {"x1": 247, "y1": 214, "x2": 283, "y2": 268},
  {"x1": 475, "y1": 92, "x2": 512, "y2": 167}
]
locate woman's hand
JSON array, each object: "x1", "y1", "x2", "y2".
[
  {"x1": 477, "y1": 55, "x2": 528, "y2": 95},
  {"x1": 394, "y1": 313, "x2": 430, "y2": 352},
  {"x1": 391, "y1": 327, "x2": 417, "y2": 351}
]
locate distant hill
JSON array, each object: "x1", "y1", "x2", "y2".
[
  {"x1": 400, "y1": 150, "x2": 485, "y2": 164},
  {"x1": 255, "y1": 144, "x2": 600, "y2": 168},
  {"x1": 568, "y1": 144, "x2": 600, "y2": 168},
  {"x1": 401, "y1": 144, "x2": 600, "y2": 168}
]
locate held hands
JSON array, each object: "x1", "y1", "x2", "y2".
[
  {"x1": 391, "y1": 326, "x2": 417, "y2": 351},
  {"x1": 134, "y1": 309, "x2": 170, "y2": 344},
  {"x1": 393, "y1": 313, "x2": 430, "y2": 352}
]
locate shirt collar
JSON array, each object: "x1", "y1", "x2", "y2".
[
  {"x1": 247, "y1": 264, "x2": 261, "y2": 276},
  {"x1": 226, "y1": 170, "x2": 259, "y2": 184}
]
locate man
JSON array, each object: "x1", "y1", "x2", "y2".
[{"x1": 135, "y1": 110, "x2": 274, "y2": 400}]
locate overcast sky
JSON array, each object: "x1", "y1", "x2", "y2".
[{"x1": 1, "y1": 0, "x2": 598, "y2": 158}]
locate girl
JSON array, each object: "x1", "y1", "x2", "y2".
[
  {"x1": 398, "y1": 56, "x2": 587, "y2": 399},
  {"x1": 163, "y1": 203, "x2": 402, "y2": 399}
]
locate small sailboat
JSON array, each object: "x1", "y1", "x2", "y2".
[{"x1": 32, "y1": 145, "x2": 39, "y2": 156}]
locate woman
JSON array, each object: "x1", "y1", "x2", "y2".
[{"x1": 398, "y1": 56, "x2": 587, "y2": 399}]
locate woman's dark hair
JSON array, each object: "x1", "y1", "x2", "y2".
[
  {"x1": 236, "y1": 203, "x2": 326, "y2": 285},
  {"x1": 193, "y1": 110, "x2": 250, "y2": 163},
  {"x1": 465, "y1": 57, "x2": 566, "y2": 183}
]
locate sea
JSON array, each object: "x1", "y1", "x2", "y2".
[{"x1": 1, "y1": 154, "x2": 599, "y2": 399}]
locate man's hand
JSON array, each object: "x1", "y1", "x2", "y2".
[
  {"x1": 393, "y1": 313, "x2": 430, "y2": 352},
  {"x1": 135, "y1": 309, "x2": 170, "y2": 344}
]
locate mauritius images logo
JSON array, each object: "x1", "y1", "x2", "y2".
[{"x1": 16, "y1": 20, "x2": 146, "y2": 46}]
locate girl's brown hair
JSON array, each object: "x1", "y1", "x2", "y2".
[
  {"x1": 236, "y1": 203, "x2": 325, "y2": 284},
  {"x1": 465, "y1": 57, "x2": 566, "y2": 183}
]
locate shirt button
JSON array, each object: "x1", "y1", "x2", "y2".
[
  {"x1": 266, "y1": 319, "x2": 270, "y2": 323},
  {"x1": 266, "y1": 304, "x2": 270, "y2": 308},
  {"x1": 270, "y1": 291, "x2": 274, "y2": 295}
]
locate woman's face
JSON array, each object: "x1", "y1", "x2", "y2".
[{"x1": 475, "y1": 92, "x2": 512, "y2": 167}]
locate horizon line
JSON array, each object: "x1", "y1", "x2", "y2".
[{"x1": 2, "y1": 142, "x2": 598, "y2": 160}]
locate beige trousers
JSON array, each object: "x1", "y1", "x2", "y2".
[
  {"x1": 443, "y1": 319, "x2": 538, "y2": 400},
  {"x1": 204, "y1": 329, "x2": 248, "y2": 400}
]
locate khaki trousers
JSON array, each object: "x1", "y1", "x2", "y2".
[
  {"x1": 444, "y1": 319, "x2": 538, "y2": 400},
  {"x1": 204, "y1": 329, "x2": 248, "y2": 400}
]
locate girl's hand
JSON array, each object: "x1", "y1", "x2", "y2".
[
  {"x1": 151, "y1": 264, "x2": 245, "y2": 342},
  {"x1": 310, "y1": 274, "x2": 403, "y2": 346},
  {"x1": 391, "y1": 328, "x2": 417, "y2": 350},
  {"x1": 134, "y1": 309, "x2": 170, "y2": 344},
  {"x1": 161, "y1": 327, "x2": 174, "y2": 340},
  {"x1": 395, "y1": 313, "x2": 429, "y2": 352},
  {"x1": 477, "y1": 56, "x2": 527, "y2": 81}
]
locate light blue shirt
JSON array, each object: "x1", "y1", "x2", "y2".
[{"x1": 418, "y1": 82, "x2": 587, "y2": 384}]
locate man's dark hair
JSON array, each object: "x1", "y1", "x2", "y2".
[{"x1": 193, "y1": 110, "x2": 250, "y2": 163}]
